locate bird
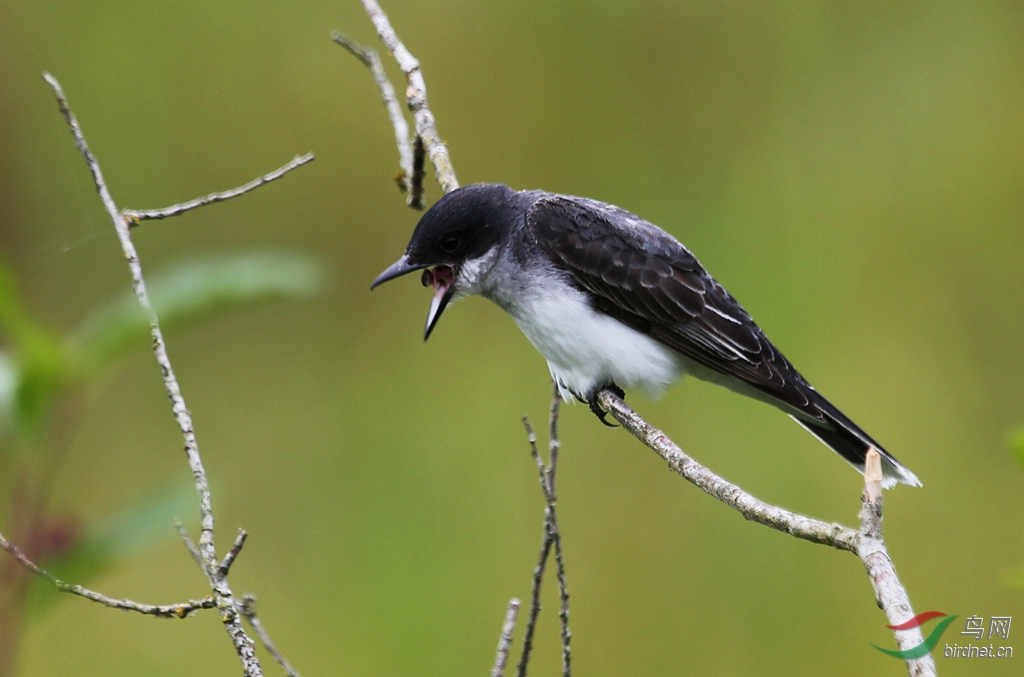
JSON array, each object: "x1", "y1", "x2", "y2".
[{"x1": 371, "y1": 183, "x2": 920, "y2": 488}]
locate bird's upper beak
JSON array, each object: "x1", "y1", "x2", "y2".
[
  {"x1": 370, "y1": 254, "x2": 428, "y2": 290},
  {"x1": 371, "y1": 254, "x2": 458, "y2": 341}
]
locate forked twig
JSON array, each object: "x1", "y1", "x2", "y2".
[
  {"x1": 0, "y1": 531, "x2": 215, "y2": 619},
  {"x1": 337, "y1": 0, "x2": 459, "y2": 206},
  {"x1": 331, "y1": 31, "x2": 418, "y2": 206},
  {"x1": 517, "y1": 385, "x2": 571, "y2": 677},
  {"x1": 32, "y1": 71, "x2": 313, "y2": 677},
  {"x1": 344, "y1": 2, "x2": 929, "y2": 674},
  {"x1": 599, "y1": 390, "x2": 932, "y2": 677},
  {"x1": 516, "y1": 484, "x2": 551, "y2": 677}
]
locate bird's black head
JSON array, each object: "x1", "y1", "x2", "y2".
[{"x1": 371, "y1": 183, "x2": 519, "y2": 340}]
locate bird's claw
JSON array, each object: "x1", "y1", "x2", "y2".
[
  {"x1": 589, "y1": 397, "x2": 618, "y2": 427},
  {"x1": 588, "y1": 385, "x2": 625, "y2": 428}
]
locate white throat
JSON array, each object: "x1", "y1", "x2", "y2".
[
  {"x1": 467, "y1": 248, "x2": 684, "y2": 401},
  {"x1": 453, "y1": 247, "x2": 501, "y2": 299}
]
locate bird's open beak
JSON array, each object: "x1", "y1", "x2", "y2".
[{"x1": 371, "y1": 254, "x2": 457, "y2": 342}]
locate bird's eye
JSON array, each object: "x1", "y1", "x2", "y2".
[{"x1": 441, "y1": 236, "x2": 460, "y2": 253}]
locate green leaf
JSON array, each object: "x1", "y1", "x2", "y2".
[
  {"x1": 12, "y1": 342, "x2": 69, "y2": 439},
  {"x1": 72, "y1": 250, "x2": 325, "y2": 375},
  {"x1": 0, "y1": 260, "x2": 71, "y2": 439}
]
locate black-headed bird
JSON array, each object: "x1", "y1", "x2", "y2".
[{"x1": 372, "y1": 184, "x2": 920, "y2": 488}]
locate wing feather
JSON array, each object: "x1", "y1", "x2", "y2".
[
  {"x1": 526, "y1": 194, "x2": 825, "y2": 422},
  {"x1": 522, "y1": 192, "x2": 921, "y2": 487}
]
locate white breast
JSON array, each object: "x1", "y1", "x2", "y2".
[
  {"x1": 456, "y1": 245, "x2": 684, "y2": 402},
  {"x1": 503, "y1": 282, "x2": 684, "y2": 401}
]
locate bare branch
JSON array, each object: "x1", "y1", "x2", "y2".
[
  {"x1": 547, "y1": 393, "x2": 571, "y2": 677},
  {"x1": 123, "y1": 153, "x2": 315, "y2": 223},
  {"x1": 550, "y1": 516, "x2": 570, "y2": 677},
  {"x1": 858, "y1": 450, "x2": 935, "y2": 677},
  {"x1": 343, "y1": 4, "x2": 928, "y2": 674},
  {"x1": 516, "y1": 503, "x2": 551, "y2": 677},
  {"x1": 331, "y1": 31, "x2": 419, "y2": 207},
  {"x1": 517, "y1": 386, "x2": 571, "y2": 677},
  {"x1": 239, "y1": 595, "x2": 302, "y2": 677},
  {"x1": 598, "y1": 390, "x2": 936, "y2": 673},
  {"x1": 0, "y1": 531, "x2": 215, "y2": 619},
  {"x1": 490, "y1": 599, "x2": 520, "y2": 677},
  {"x1": 219, "y1": 529, "x2": 249, "y2": 578},
  {"x1": 43, "y1": 71, "x2": 262, "y2": 677},
  {"x1": 597, "y1": 389, "x2": 859, "y2": 551},
  {"x1": 175, "y1": 520, "x2": 206, "y2": 573},
  {"x1": 42, "y1": 72, "x2": 219, "y2": 574},
  {"x1": 547, "y1": 387, "x2": 561, "y2": 488},
  {"x1": 524, "y1": 416, "x2": 545, "y2": 492},
  {"x1": 549, "y1": 520, "x2": 571, "y2": 676},
  {"x1": 410, "y1": 135, "x2": 426, "y2": 204},
  {"x1": 355, "y1": 0, "x2": 459, "y2": 196}
]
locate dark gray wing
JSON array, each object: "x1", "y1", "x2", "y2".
[
  {"x1": 525, "y1": 194, "x2": 823, "y2": 421},
  {"x1": 524, "y1": 194, "x2": 922, "y2": 487}
]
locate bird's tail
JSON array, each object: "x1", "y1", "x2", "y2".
[{"x1": 789, "y1": 396, "x2": 921, "y2": 489}]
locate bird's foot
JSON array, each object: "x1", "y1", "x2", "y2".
[{"x1": 588, "y1": 384, "x2": 625, "y2": 428}]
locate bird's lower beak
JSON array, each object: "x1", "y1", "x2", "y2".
[
  {"x1": 371, "y1": 254, "x2": 457, "y2": 341},
  {"x1": 422, "y1": 265, "x2": 456, "y2": 341}
]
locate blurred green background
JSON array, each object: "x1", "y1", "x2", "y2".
[{"x1": 2, "y1": 1, "x2": 1023, "y2": 675}]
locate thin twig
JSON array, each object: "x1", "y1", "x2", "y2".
[
  {"x1": 355, "y1": 0, "x2": 459, "y2": 195},
  {"x1": 42, "y1": 72, "x2": 262, "y2": 677},
  {"x1": 123, "y1": 154, "x2": 315, "y2": 223},
  {"x1": 517, "y1": 414, "x2": 547, "y2": 677},
  {"x1": 597, "y1": 389, "x2": 859, "y2": 551},
  {"x1": 598, "y1": 390, "x2": 932, "y2": 674},
  {"x1": 517, "y1": 386, "x2": 571, "y2": 677},
  {"x1": 858, "y1": 450, "x2": 935, "y2": 677},
  {"x1": 547, "y1": 387, "x2": 561, "y2": 488},
  {"x1": 546, "y1": 390, "x2": 570, "y2": 677},
  {"x1": 525, "y1": 416, "x2": 545, "y2": 492},
  {"x1": 550, "y1": 519, "x2": 570, "y2": 677},
  {"x1": 239, "y1": 595, "x2": 302, "y2": 677},
  {"x1": 491, "y1": 599, "x2": 520, "y2": 677},
  {"x1": 331, "y1": 31, "x2": 419, "y2": 207},
  {"x1": 219, "y1": 529, "x2": 249, "y2": 578},
  {"x1": 516, "y1": 507, "x2": 552, "y2": 677},
  {"x1": 41, "y1": 72, "x2": 219, "y2": 573},
  {"x1": 345, "y1": 2, "x2": 928, "y2": 671},
  {"x1": 175, "y1": 520, "x2": 206, "y2": 573},
  {"x1": 410, "y1": 136, "x2": 426, "y2": 205},
  {"x1": 0, "y1": 531, "x2": 215, "y2": 619}
]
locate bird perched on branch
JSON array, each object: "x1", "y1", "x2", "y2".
[{"x1": 371, "y1": 183, "x2": 920, "y2": 488}]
